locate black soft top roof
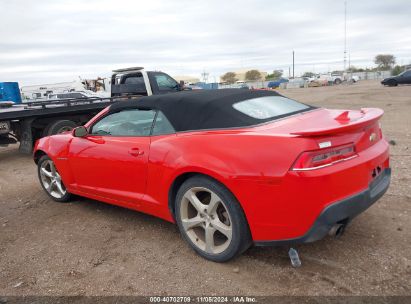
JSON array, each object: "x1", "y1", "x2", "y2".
[{"x1": 109, "y1": 89, "x2": 309, "y2": 132}]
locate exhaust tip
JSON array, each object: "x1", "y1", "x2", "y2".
[{"x1": 329, "y1": 224, "x2": 346, "y2": 238}]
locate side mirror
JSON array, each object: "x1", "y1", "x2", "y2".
[{"x1": 73, "y1": 126, "x2": 88, "y2": 137}]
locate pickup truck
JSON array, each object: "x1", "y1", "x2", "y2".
[{"x1": 0, "y1": 67, "x2": 183, "y2": 153}]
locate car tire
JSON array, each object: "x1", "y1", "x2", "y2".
[
  {"x1": 38, "y1": 155, "x2": 72, "y2": 203},
  {"x1": 334, "y1": 78, "x2": 342, "y2": 85},
  {"x1": 175, "y1": 176, "x2": 251, "y2": 262},
  {"x1": 388, "y1": 80, "x2": 398, "y2": 87},
  {"x1": 44, "y1": 120, "x2": 78, "y2": 136}
]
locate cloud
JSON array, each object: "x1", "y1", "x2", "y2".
[{"x1": 0, "y1": 0, "x2": 410, "y2": 85}]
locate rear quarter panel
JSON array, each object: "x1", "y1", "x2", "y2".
[
  {"x1": 144, "y1": 130, "x2": 315, "y2": 231},
  {"x1": 146, "y1": 123, "x2": 389, "y2": 241}
]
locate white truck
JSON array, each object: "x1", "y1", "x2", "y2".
[{"x1": 0, "y1": 67, "x2": 184, "y2": 153}]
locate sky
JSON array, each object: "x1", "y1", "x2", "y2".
[{"x1": 0, "y1": 0, "x2": 410, "y2": 86}]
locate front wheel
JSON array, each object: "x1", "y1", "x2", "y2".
[
  {"x1": 38, "y1": 155, "x2": 71, "y2": 202},
  {"x1": 175, "y1": 176, "x2": 251, "y2": 262}
]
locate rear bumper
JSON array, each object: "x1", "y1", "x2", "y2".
[{"x1": 255, "y1": 168, "x2": 391, "y2": 246}]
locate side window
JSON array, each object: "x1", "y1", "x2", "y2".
[
  {"x1": 123, "y1": 73, "x2": 145, "y2": 85},
  {"x1": 120, "y1": 73, "x2": 147, "y2": 94},
  {"x1": 152, "y1": 111, "x2": 175, "y2": 136},
  {"x1": 91, "y1": 109, "x2": 156, "y2": 136},
  {"x1": 154, "y1": 74, "x2": 179, "y2": 92},
  {"x1": 404, "y1": 71, "x2": 411, "y2": 77}
]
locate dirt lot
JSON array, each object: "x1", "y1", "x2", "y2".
[{"x1": 0, "y1": 80, "x2": 410, "y2": 296}]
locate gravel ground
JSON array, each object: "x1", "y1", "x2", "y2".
[{"x1": 0, "y1": 80, "x2": 410, "y2": 296}]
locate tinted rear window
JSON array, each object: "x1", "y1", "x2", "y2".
[{"x1": 233, "y1": 96, "x2": 310, "y2": 120}]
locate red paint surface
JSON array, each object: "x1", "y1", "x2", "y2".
[{"x1": 34, "y1": 107, "x2": 389, "y2": 242}]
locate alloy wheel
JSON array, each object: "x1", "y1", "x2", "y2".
[
  {"x1": 180, "y1": 187, "x2": 232, "y2": 254},
  {"x1": 39, "y1": 160, "x2": 67, "y2": 199}
]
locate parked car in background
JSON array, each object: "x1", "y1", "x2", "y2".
[
  {"x1": 184, "y1": 85, "x2": 203, "y2": 90},
  {"x1": 267, "y1": 78, "x2": 289, "y2": 89},
  {"x1": 34, "y1": 89, "x2": 390, "y2": 262},
  {"x1": 238, "y1": 84, "x2": 249, "y2": 89},
  {"x1": 286, "y1": 78, "x2": 308, "y2": 88},
  {"x1": 308, "y1": 77, "x2": 328, "y2": 87},
  {"x1": 350, "y1": 75, "x2": 360, "y2": 83},
  {"x1": 381, "y1": 70, "x2": 411, "y2": 86},
  {"x1": 330, "y1": 73, "x2": 344, "y2": 84},
  {"x1": 319, "y1": 74, "x2": 343, "y2": 85}
]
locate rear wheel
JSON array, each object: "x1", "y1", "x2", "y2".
[
  {"x1": 175, "y1": 176, "x2": 251, "y2": 262},
  {"x1": 38, "y1": 155, "x2": 71, "y2": 202}
]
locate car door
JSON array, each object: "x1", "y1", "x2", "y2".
[
  {"x1": 403, "y1": 70, "x2": 411, "y2": 84},
  {"x1": 67, "y1": 108, "x2": 156, "y2": 204}
]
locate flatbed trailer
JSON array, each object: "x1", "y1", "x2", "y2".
[
  {"x1": 0, "y1": 67, "x2": 184, "y2": 153},
  {"x1": 0, "y1": 95, "x2": 141, "y2": 153}
]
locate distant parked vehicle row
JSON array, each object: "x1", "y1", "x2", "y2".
[{"x1": 381, "y1": 70, "x2": 411, "y2": 86}]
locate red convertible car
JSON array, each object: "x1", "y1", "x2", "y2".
[{"x1": 34, "y1": 89, "x2": 390, "y2": 262}]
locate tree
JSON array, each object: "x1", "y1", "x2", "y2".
[
  {"x1": 391, "y1": 65, "x2": 404, "y2": 76},
  {"x1": 374, "y1": 54, "x2": 396, "y2": 70},
  {"x1": 302, "y1": 72, "x2": 316, "y2": 78},
  {"x1": 347, "y1": 66, "x2": 365, "y2": 72},
  {"x1": 266, "y1": 70, "x2": 283, "y2": 80},
  {"x1": 245, "y1": 70, "x2": 262, "y2": 81},
  {"x1": 221, "y1": 72, "x2": 238, "y2": 84}
]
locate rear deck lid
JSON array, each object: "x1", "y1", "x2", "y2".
[{"x1": 265, "y1": 108, "x2": 383, "y2": 136}]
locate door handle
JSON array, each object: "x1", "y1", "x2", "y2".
[{"x1": 128, "y1": 147, "x2": 144, "y2": 157}]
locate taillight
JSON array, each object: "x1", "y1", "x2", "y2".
[{"x1": 291, "y1": 143, "x2": 357, "y2": 171}]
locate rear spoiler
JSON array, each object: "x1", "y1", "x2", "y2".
[{"x1": 291, "y1": 108, "x2": 383, "y2": 136}]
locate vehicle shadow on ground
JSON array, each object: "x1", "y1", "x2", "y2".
[{"x1": 69, "y1": 195, "x2": 344, "y2": 268}]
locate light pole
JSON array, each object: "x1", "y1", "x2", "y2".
[
  {"x1": 292, "y1": 50, "x2": 295, "y2": 79},
  {"x1": 344, "y1": 0, "x2": 347, "y2": 71}
]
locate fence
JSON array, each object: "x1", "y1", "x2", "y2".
[
  {"x1": 349, "y1": 71, "x2": 391, "y2": 80},
  {"x1": 198, "y1": 70, "x2": 392, "y2": 91}
]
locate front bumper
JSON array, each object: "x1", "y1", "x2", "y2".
[{"x1": 255, "y1": 168, "x2": 391, "y2": 246}]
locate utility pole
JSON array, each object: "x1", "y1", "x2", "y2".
[
  {"x1": 292, "y1": 50, "x2": 295, "y2": 79},
  {"x1": 344, "y1": 0, "x2": 347, "y2": 71},
  {"x1": 201, "y1": 69, "x2": 209, "y2": 83}
]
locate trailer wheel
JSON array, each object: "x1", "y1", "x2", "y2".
[{"x1": 45, "y1": 120, "x2": 78, "y2": 136}]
